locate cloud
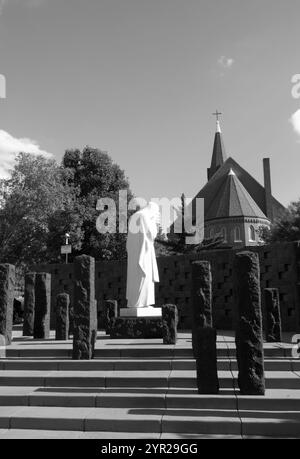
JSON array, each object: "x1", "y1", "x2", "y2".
[
  {"x1": 289, "y1": 110, "x2": 300, "y2": 139},
  {"x1": 0, "y1": 129, "x2": 52, "y2": 178},
  {"x1": 218, "y1": 56, "x2": 235, "y2": 69}
]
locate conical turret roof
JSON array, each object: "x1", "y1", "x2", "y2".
[{"x1": 206, "y1": 168, "x2": 268, "y2": 221}]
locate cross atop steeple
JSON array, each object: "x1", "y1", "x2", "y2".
[
  {"x1": 212, "y1": 110, "x2": 222, "y2": 133},
  {"x1": 207, "y1": 110, "x2": 227, "y2": 180},
  {"x1": 212, "y1": 110, "x2": 222, "y2": 121}
]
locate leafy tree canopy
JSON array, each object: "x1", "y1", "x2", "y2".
[
  {"x1": 260, "y1": 199, "x2": 300, "y2": 243},
  {"x1": 62, "y1": 147, "x2": 133, "y2": 260},
  {"x1": 0, "y1": 147, "x2": 133, "y2": 267},
  {"x1": 0, "y1": 153, "x2": 77, "y2": 265}
]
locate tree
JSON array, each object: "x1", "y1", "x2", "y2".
[
  {"x1": 260, "y1": 199, "x2": 300, "y2": 243},
  {"x1": 0, "y1": 147, "x2": 134, "y2": 267},
  {"x1": 62, "y1": 146, "x2": 133, "y2": 260},
  {"x1": 157, "y1": 193, "x2": 223, "y2": 256},
  {"x1": 0, "y1": 153, "x2": 79, "y2": 266}
]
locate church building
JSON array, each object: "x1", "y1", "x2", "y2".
[{"x1": 194, "y1": 114, "x2": 285, "y2": 248}]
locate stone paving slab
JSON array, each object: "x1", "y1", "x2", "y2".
[
  {"x1": 240, "y1": 416, "x2": 300, "y2": 438},
  {"x1": 0, "y1": 429, "x2": 161, "y2": 439},
  {"x1": 84, "y1": 407, "x2": 163, "y2": 433},
  {"x1": 0, "y1": 429, "x2": 83, "y2": 439},
  {"x1": 165, "y1": 393, "x2": 237, "y2": 410},
  {"x1": 0, "y1": 407, "x2": 25, "y2": 428},
  {"x1": 95, "y1": 393, "x2": 166, "y2": 408},
  {"x1": 161, "y1": 411, "x2": 241, "y2": 435},
  {"x1": 6, "y1": 406, "x2": 94, "y2": 431}
]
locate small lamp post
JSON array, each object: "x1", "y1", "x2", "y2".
[{"x1": 61, "y1": 233, "x2": 72, "y2": 264}]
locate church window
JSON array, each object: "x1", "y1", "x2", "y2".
[
  {"x1": 234, "y1": 226, "x2": 241, "y2": 242},
  {"x1": 210, "y1": 228, "x2": 215, "y2": 239},
  {"x1": 221, "y1": 227, "x2": 227, "y2": 242},
  {"x1": 249, "y1": 225, "x2": 256, "y2": 242}
]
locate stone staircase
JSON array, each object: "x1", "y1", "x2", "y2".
[{"x1": 0, "y1": 329, "x2": 299, "y2": 439}]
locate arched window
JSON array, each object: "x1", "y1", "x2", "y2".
[
  {"x1": 209, "y1": 228, "x2": 215, "y2": 239},
  {"x1": 221, "y1": 227, "x2": 227, "y2": 242},
  {"x1": 234, "y1": 226, "x2": 241, "y2": 242},
  {"x1": 249, "y1": 225, "x2": 256, "y2": 242}
]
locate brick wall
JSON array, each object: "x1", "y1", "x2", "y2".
[{"x1": 32, "y1": 242, "x2": 300, "y2": 332}]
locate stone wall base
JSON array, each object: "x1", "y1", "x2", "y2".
[{"x1": 110, "y1": 317, "x2": 163, "y2": 339}]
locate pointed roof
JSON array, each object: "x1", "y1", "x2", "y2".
[
  {"x1": 206, "y1": 168, "x2": 268, "y2": 221},
  {"x1": 208, "y1": 120, "x2": 227, "y2": 180},
  {"x1": 194, "y1": 157, "x2": 285, "y2": 222}
]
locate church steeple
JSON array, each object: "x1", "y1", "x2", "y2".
[{"x1": 207, "y1": 111, "x2": 227, "y2": 181}]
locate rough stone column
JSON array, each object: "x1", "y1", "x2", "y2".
[
  {"x1": 234, "y1": 251, "x2": 265, "y2": 395},
  {"x1": 265, "y1": 288, "x2": 282, "y2": 343},
  {"x1": 192, "y1": 261, "x2": 212, "y2": 328},
  {"x1": 72, "y1": 255, "x2": 97, "y2": 360},
  {"x1": 162, "y1": 304, "x2": 178, "y2": 345},
  {"x1": 103, "y1": 300, "x2": 118, "y2": 334},
  {"x1": 194, "y1": 326, "x2": 219, "y2": 394},
  {"x1": 192, "y1": 261, "x2": 219, "y2": 394},
  {"x1": 56, "y1": 293, "x2": 70, "y2": 341},
  {"x1": 0, "y1": 264, "x2": 15, "y2": 345},
  {"x1": 33, "y1": 273, "x2": 51, "y2": 340},
  {"x1": 23, "y1": 273, "x2": 36, "y2": 336}
]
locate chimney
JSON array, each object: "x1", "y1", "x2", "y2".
[{"x1": 263, "y1": 158, "x2": 274, "y2": 222}]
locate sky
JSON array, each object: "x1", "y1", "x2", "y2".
[{"x1": 0, "y1": 0, "x2": 300, "y2": 206}]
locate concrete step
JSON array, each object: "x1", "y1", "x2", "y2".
[
  {"x1": 0, "y1": 406, "x2": 299, "y2": 436},
  {"x1": 0, "y1": 406, "x2": 241, "y2": 434},
  {"x1": 0, "y1": 370, "x2": 298, "y2": 389},
  {"x1": 1, "y1": 358, "x2": 298, "y2": 372},
  {"x1": 5, "y1": 344, "x2": 292, "y2": 359},
  {"x1": 1, "y1": 387, "x2": 300, "y2": 411},
  {"x1": 239, "y1": 411, "x2": 300, "y2": 438},
  {"x1": 0, "y1": 429, "x2": 162, "y2": 439},
  {"x1": 2, "y1": 331, "x2": 298, "y2": 439},
  {"x1": 0, "y1": 386, "x2": 237, "y2": 409}
]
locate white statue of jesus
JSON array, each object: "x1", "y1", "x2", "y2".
[{"x1": 126, "y1": 202, "x2": 160, "y2": 309}]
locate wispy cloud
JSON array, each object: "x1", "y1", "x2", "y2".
[
  {"x1": 0, "y1": 129, "x2": 52, "y2": 178},
  {"x1": 218, "y1": 56, "x2": 235, "y2": 69},
  {"x1": 289, "y1": 110, "x2": 300, "y2": 140}
]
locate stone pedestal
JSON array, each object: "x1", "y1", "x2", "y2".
[
  {"x1": 120, "y1": 307, "x2": 162, "y2": 318},
  {"x1": 72, "y1": 255, "x2": 97, "y2": 360},
  {"x1": 23, "y1": 272, "x2": 36, "y2": 337},
  {"x1": 0, "y1": 264, "x2": 15, "y2": 345},
  {"x1": 110, "y1": 306, "x2": 164, "y2": 340},
  {"x1": 56, "y1": 293, "x2": 70, "y2": 341},
  {"x1": 110, "y1": 316, "x2": 163, "y2": 339},
  {"x1": 33, "y1": 273, "x2": 51, "y2": 340},
  {"x1": 234, "y1": 251, "x2": 265, "y2": 396},
  {"x1": 265, "y1": 288, "x2": 282, "y2": 343}
]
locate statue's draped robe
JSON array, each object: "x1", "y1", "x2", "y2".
[{"x1": 126, "y1": 205, "x2": 159, "y2": 308}]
